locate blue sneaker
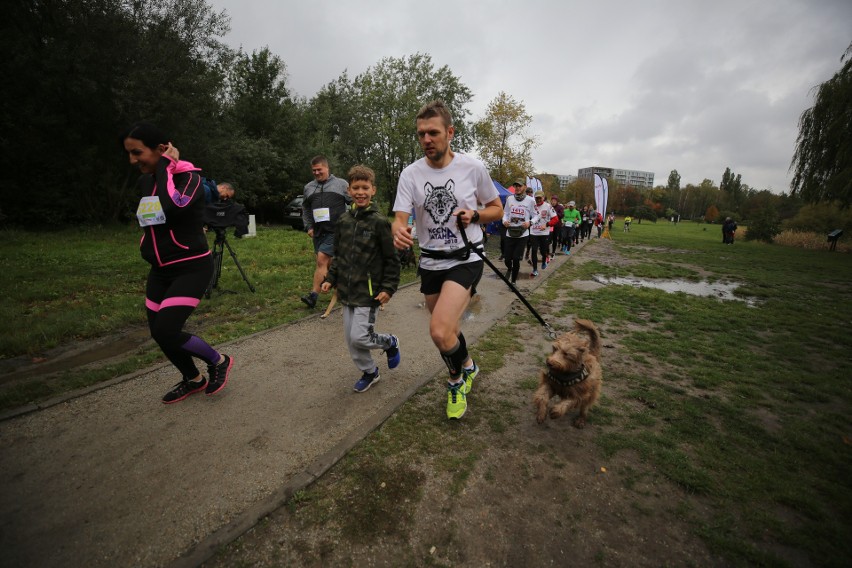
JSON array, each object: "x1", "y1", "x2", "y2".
[
  {"x1": 541, "y1": 261, "x2": 548, "y2": 270},
  {"x1": 385, "y1": 335, "x2": 401, "y2": 369},
  {"x1": 354, "y1": 368, "x2": 380, "y2": 392}
]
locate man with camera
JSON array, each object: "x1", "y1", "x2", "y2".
[
  {"x1": 300, "y1": 156, "x2": 351, "y2": 309},
  {"x1": 203, "y1": 182, "x2": 248, "y2": 238}
]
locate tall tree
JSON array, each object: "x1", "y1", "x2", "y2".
[
  {"x1": 345, "y1": 53, "x2": 473, "y2": 209},
  {"x1": 473, "y1": 92, "x2": 537, "y2": 183},
  {"x1": 1, "y1": 0, "x2": 231, "y2": 225},
  {"x1": 666, "y1": 169, "x2": 682, "y2": 213},
  {"x1": 212, "y1": 47, "x2": 300, "y2": 217},
  {"x1": 720, "y1": 166, "x2": 744, "y2": 213},
  {"x1": 790, "y1": 43, "x2": 852, "y2": 208},
  {"x1": 667, "y1": 169, "x2": 681, "y2": 192}
]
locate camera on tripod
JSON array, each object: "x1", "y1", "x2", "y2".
[
  {"x1": 203, "y1": 200, "x2": 254, "y2": 297},
  {"x1": 203, "y1": 200, "x2": 249, "y2": 238}
]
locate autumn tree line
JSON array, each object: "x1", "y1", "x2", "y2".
[{"x1": 3, "y1": 1, "x2": 849, "y2": 241}]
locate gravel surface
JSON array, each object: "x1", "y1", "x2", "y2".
[{"x1": 0, "y1": 243, "x2": 583, "y2": 568}]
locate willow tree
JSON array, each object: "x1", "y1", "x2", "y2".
[
  {"x1": 473, "y1": 92, "x2": 537, "y2": 185},
  {"x1": 790, "y1": 43, "x2": 852, "y2": 208}
]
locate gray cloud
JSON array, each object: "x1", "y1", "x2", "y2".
[{"x1": 209, "y1": 0, "x2": 851, "y2": 192}]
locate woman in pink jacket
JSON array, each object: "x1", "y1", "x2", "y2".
[{"x1": 122, "y1": 122, "x2": 233, "y2": 404}]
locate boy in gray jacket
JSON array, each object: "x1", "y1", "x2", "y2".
[{"x1": 321, "y1": 165, "x2": 401, "y2": 392}]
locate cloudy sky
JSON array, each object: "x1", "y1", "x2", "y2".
[{"x1": 208, "y1": 0, "x2": 850, "y2": 193}]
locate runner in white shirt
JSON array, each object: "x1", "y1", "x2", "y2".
[
  {"x1": 501, "y1": 188, "x2": 538, "y2": 284},
  {"x1": 530, "y1": 191, "x2": 556, "y2": 276},
  {"x1": 392, "y1": 101, "x2": 503, "y2": 420}
]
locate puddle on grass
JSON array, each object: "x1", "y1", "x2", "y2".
[
  {"x1": 590, "y1": 275, "x2": 759, "y2": 306},
  {"x1": 0, "y1": 327, "x2": 153, "y2": 384}
]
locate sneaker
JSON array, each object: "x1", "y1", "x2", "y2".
[
  {"x1": 532, "y1": 270, "x2": 539, "y2": 277},
  {"x1": 446, "y1": 382, "x2": 467, "y2": 419},
  {"x1": 300, "y1": 292, "x2": 318, "y2": 308},
  {"x1": 461, "y1": 362, "x2": 479, "y2": 394},
  {"x1": 541, "y1": 261, "x2": 548, "y2": 270},
  {"x1": 162, "y1": 377, "x2": 207, "y2": 404},
  {"x1": 206, "y1": 354, "x2": 233, "y2": 395},
  {"x1": 354, "y1": 368, "x2": 380, "y2": 392},
  {"x1": 385, "y1": 335, "x2": 401, "y2": 369}
]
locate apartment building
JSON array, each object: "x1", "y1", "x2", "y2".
[{"x1": 577, "y1": 166, "x2": 655, "y2": 188}]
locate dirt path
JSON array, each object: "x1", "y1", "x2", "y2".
[
  {"x1": 204, "y1": 237, "x2": 718, "y2": 568},
  {"x1": 0, "y1": 242, "x2": 585, "y2": 568}
]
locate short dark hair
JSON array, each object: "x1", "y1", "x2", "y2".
[
  {"x1": 121, "y1": 122, "x2": 168, "y2": 149},
  {"x1": 416, "y1": 100, "x2": 452, "y2": 128},
  {"x1": 310, "y1": 155, "x2": 329, "y2": 166}
]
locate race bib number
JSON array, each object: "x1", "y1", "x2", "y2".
[
  {"x1": 137, "y1": 196, "x2": 166, "y2": 227},
  {"x1": 312, "y1": 207, "x2": 331, "y2": 223}
]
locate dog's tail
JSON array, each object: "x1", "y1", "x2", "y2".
[{"x1": 574, "y1": 319, "x2": 601, "y2": 357}]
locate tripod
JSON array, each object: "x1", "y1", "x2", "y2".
[{"x1": 205, "y1": 228, "x2": 255, "y2": 298}]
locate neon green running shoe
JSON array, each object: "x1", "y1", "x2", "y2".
[
  {"x1": 446, "y1": 382, "x2": 467, "y2": 419},
  {"x1": 461, "y1": 362, "x2": 479, "y2": 395}
]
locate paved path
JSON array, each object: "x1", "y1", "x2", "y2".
[{"x1": 0, "y1": 241, "x2": 587, "y2": 568}]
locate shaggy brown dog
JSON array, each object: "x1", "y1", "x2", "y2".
[{"x1": 533, "y1": 319, "x2": 602, "y2": 428}]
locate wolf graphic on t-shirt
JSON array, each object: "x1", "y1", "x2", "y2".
[{"x1": 423, "y1": 180, "x2": 458, "y2": 226}]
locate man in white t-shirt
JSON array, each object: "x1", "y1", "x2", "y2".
[
  {"x1": 502, "y1": 186, "x2": 538, "y2": 283},
  {"x1": 392, "y1": 100, "x2": 503, "y2": 420},
  {"x1": 530, "y1": 191, "x2": 556, "y2": 275}
]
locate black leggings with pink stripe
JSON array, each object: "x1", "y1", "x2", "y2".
[{"x1": 146, "y1": 257, "x2": 220, "y2": 379}]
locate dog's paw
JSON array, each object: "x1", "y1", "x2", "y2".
[{"x1": 572, "y1": 416, "x2": 586, "y2": 429}]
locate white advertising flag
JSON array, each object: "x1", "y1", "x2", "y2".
[{"x1": 594, "y1": 174, "x2": 604, "y2": 214}]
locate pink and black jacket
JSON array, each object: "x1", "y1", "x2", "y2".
[{"x1": 138, "y1": 155, "x2": 210, "y2": 268}]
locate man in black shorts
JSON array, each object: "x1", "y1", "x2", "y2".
[
  {"x1": 392, "y1": 101, "x2": 503, "y2": 420},
  {"x1": 300, "y1": 155, "x2": 350, "y2": 308}
]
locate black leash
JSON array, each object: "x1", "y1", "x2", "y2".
[{"x1": 457, "y1": 213, "x2": 557, "y2": 339}]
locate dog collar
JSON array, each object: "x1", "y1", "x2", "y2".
[{"x1": 548, "y1": 364, "x2": 589, "y2": 386}]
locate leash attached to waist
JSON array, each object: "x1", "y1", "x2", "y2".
[
  {"x1": 456, "y1": 213, "x2": 556, "y2": 339},
  {"x1": 420, "y1": 243, "x2": 482, "y2": 261}
]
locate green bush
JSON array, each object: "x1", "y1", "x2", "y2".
[
  {"x1": 744, "y1": 207, "x2": 781, "y2": 242},
  {"x1": 781, "y1": 201, "x2": 852, "y2": 234}
]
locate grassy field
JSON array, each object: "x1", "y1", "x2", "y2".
[
  {"x1": 208, "y1": 220, "x2": 852, "y2": 567},
  {"x1": 0, "y1": 223, "x2": 416, "y2": 410},
  {"x1": 3, "y1": 221, "x2": 852, "y2": 565}
]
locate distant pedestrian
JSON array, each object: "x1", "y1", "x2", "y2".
[
  {"x1": 550, "y1": 196, "x2": 564, "y2": 254},
  {"x1": 722, "y1": 217, "x2": 738, "y2": 244},
  {"x1": 530, "y1": 191, "x2": 556, "y2": 275},
  {"x1": 562, "y1": 201, "x2": 581, "y2": 253},
  {"x1": 321, "y1": 165, "x2": 401, "y2": 392},
  {"x1": 503, "y1": 185, "x2": 539, "y2": 283}
]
